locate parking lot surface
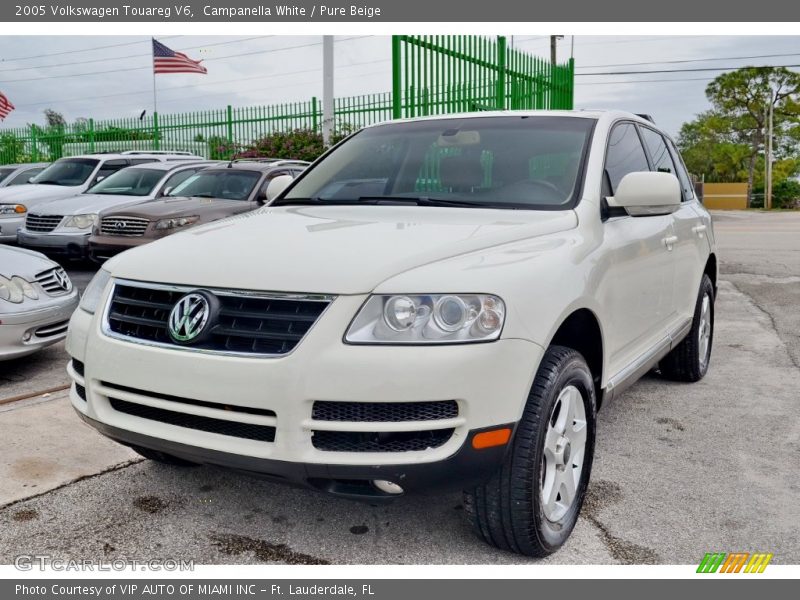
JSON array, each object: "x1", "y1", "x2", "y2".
[{"x1": 1, "y1": 210, "x2": 798, "y2": 564}]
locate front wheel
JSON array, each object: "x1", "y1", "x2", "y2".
[
  {"x1": 660, "y1": 274, "x2": 715, "y2": 382},
  {"x1": 463, "y1": 346, "x2": 597, "y2": 556}
]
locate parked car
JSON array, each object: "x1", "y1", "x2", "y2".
[
  {"x1": 67, "y1": 111, "x2": 716, "y2": 556},
  {"x1": 1, "y1": 245, "x2": 78, "y2": 360},
  {"x1": 87, "y1": 159, "x2": 308, "y2": 261},
  {"x1": 17, "y1": 161, "x2": 217, "y2": 259},
  {"x1": 0, "y1": 163, "x2": 49, "y2": 188},
  {"x1": 0, "y1": 153, "x2": 204, "y2": 243}
]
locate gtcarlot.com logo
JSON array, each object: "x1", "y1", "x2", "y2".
[{"x1": 697, "y1": 552, "x2": 773, "y2": 573}]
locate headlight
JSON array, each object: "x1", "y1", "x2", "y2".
[
  {"x1": 155, "y1": 216, "x2": 199, "y2": 230},
  {"x1": 79, "y1": 268, "x2": 111, "y2": 314},
  {"x1": 61, "y1": 214, "x2": 98, "y2": 229},
  {"x1": 345, "y1": 294, "x2": 505, "y2": 344},
  {"x1": 0, "y1": 204, "x2": 26, "y2": 216},
  {"x1": 0, "y1": 275, "x2": 38, "y2": 303}
]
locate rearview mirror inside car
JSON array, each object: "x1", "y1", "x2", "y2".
[
  {"x1": 265, "y1": 174, "x2": 294, "y2": 203},
  {"x1": 607, "y1": 171, "x2": 681, "y2": 216}
]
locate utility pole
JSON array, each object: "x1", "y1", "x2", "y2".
[
  {"x1": 550, "y1": 35, "x2": 564, "y2": 65},
  {"x1": 767, "y1": 91, "x2": 774, "y2": 210},
  {"x1": 322, "y1": 35, "x2": 334, "y2": 147}
]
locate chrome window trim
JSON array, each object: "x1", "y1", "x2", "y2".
[{"x1": 101, "y1": 277, "x2": 335, "y2": 359}]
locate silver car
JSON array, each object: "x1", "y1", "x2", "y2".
[
  {"x1": 16, "y1": 161, "x2": 216, "y2": 259},
  {"x1": 0, "y1": 245, "x2": 78, "y2": 360},
  {"x1": 0, "y1": 163, "x2": 49, "y2": 188}
]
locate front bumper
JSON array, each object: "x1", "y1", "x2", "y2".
[
  {"x1": 88, "y1": 235, "x2": 149, "y2": 261},
  {"x1": 17, "y1": 228, "x2": 91, "y2": 257},
  {"x1": 0, "y1": 216, "x2": 24, "y2": 243},
  {"x1": 67, "y1": 296, "x2": 542, "y2": 495},
  {"x1": 0, "y1": 292, "x2": 79, "y2": 360}
]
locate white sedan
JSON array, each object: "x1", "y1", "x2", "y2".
[{"x1": 0, "y1": 246, "x2": 78, "y2": 360}]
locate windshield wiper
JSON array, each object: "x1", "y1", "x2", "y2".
[
  {"x1": 35, "y1": 180, "x2": 69, "y2": 186},
  {"x1": 357, "y1": 196, "x2": 513, "y2": 209},
  {"x1": 271, "y1": 197, "x2": 356, "y2": 206}
]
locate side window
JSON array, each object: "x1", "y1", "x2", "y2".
[
  {"x1": 162, "y1": 169, "x2": 197, "y2": 193},
  {"x1": 603, "y1": 123, "x2": 650, "y2": 196},
  {"x1": 639, "y1": 127, "x2": 677, "y2": 175},
  {"x1": 665, "y1": 138, "x2": 695, "y2": 201},
  {"x1": 93, "y1": 159, "x2": 128, "y2": 183}
]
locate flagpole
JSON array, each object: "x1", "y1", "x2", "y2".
[{"x1": 151, "y1": 37, "x2": 158, "y2": 115}]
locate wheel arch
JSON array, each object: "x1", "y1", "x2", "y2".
[{"x1": 704, "y1": 253, "x2": 718, "y2": 296}]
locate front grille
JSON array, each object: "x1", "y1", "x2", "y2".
[
  {"x1": 109, "y1": 398, "x2": 276, "y2": 442},
  {"x1": 312, "y1": 400, "x2": 458, "y2": 422},
  {"x1": 34, "y1": 319, "x2": 69, "y2": 338},
  {"x1": 312, "y1": 429, "x2": 454, "y2": 453},
  {"x1": 100, "y1": 216, "x2": 149, "y2": 237},
  {"x1": 106, "y1": 283, "x2": 331, "y2": 355},
  {"x1": 34, "y1": 267, "x2": 72, "y2": 295},
  {"x1": 25, "y1": 214, "x2": 63, "y2": 233}
]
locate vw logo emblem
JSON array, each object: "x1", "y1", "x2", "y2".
[
  {"x1": 168, "y1": 293, "x2": 211, "y2": 343},
  {"x1": 54, "y1": 269, "x2": 71, "y2": 291}
]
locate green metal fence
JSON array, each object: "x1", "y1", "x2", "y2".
[
  {"x1": 0, "y1": 35, "x2": 574, "y2": 165},
  {"x1": 391, "y1": 35, "x2": 574, "y2": 118}
]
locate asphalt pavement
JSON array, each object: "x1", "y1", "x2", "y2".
[{"x1": 0, "y1": 211, "x2": 798, "y2": 565}]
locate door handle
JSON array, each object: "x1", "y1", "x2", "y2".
[
  {"x1": 663, "y1": 235, "x2": 678, "y2": 250},
  {"x1": 692, "y1": 224, "x2": 707, "y2": 236}
]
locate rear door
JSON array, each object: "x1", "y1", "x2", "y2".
[{"x1": 599, "y1": 122, "x2": 677, "y2": 376}]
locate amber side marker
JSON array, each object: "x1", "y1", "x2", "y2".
[{"x1": 472, "y1": 428, "x2": 512, "y2": 449}]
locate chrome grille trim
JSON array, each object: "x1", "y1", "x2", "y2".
[
  {"x1": 25, "y1": 214, "x2": 63, "y2": 233},
  {"x1": 100, "y1": 216, "x2": 149, "y2": 237},
  {"x1": 101, "y1": 278, "x2": 335, "y2": 359},
  {"x1": 34, "y1": 267, "x2": 72, "y2": 295}
]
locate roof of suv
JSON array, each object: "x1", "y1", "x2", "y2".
[
  {"x1": 219, "y1": 159, "x2": 311, "y2": 172},
  {"x1": 366, "y1": 109, "x2": 656, "y2": 128},
  {"x1": 61, "y1": 153, "x2": 204, "y2": 161},
  {"x1": 120, "y1": 160, "x2": 222, "y2": 172}
]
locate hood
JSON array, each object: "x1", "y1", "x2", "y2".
[
  {"x1": 107, "y1": 205, "x2": 578, "y2": 295},
  {"x1": 103, "y1": 196, "x2": 239, "y2": 219},
  {"x1": 0, "y1": 245, "x2": 57, "y2": 279},
  {"x1": 31, "y1": 193, "x2": 152, "y2": 216},
  {"x1": 0, "y1": 183, "x2": 84, "y2": 206}
]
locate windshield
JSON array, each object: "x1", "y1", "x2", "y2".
[
  {"x1": 0, "y1": 168, "x2": 14, "y2": 183},
  {"x1": 281, "y1": 116, "x2": 594, "y2": 210},
  {"x1": 169, "y1": 170, "x2": 260, "y2": 201},
  {"x1": 86, "y1": 168, "x2": 164, "y2": 196},
  {"x1": 32, "y1": 158, "x2": 99, "y2": 186}
]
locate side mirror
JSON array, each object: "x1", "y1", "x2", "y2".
[
  {"x1": 94, "y1": 175, "x2": 106, "y2": 184},
  {"x1": 161, "y1": 186, "x2": 174, "y2": 197},
  {"x1": 607, "y1": 171, "x2": 681, "y2": 216},
  {"x1": 265, "y1": 174, "x2": 294, "y2": 203}
]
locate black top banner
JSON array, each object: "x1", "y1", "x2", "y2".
[{"x1": 2, "y1": 0, "x2": 800, "y2": 21}]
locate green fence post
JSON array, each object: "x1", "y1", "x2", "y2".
[
  {"x1": 226, "y1": 105, "x2": 233, "y2": 145},
  {"x1": 30, "y1": 125, "x2": 38, "y2": 162},
  {"x1": 88, "y1": 118, "x2": 95, "y2": 153},
  {"x1": 495, "y1": 36, "x2": 507, "y2": 110},
  {"x1": 153, "y1": 112, "x2": 160, "y2": 151},
  {"x1": 567, "y1": 57, "x2": 575, "y2": 109},
  {"x1": 311, "y1": 96, "x2": 318, "y2": 132},
  {"x1": 391, "y1": 35, "x2": 402, "y2": 119}
]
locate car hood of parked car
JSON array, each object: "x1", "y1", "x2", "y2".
[
  {"x1": 102, "y1": 196, "x2": 244, "y2": 219},
  {"x1": 29, "y1": 193, "x2": 153, "y2": 217},
  {"x1": 105, "y1": 205, "x2": 579, "y2": 295},
  {"x1": 0, "y1": 183, "x2": 84, "y2": 205},
  {"x1": 0, "y1": 245, "x2": 58, "y2": 280}
]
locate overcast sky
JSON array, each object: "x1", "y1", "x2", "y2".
[{"x1": 0, "y1": 35, "x2": 798, "y2": 136}]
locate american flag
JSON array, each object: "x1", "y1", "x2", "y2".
[
  {"x1": 152, "y1": 39, "x2": 207, "y2": 75},
  {"x1": 0, "y1": 91, "x2": 14, "y2": 120}
]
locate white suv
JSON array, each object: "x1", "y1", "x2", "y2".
[{"x1": 66, "y1": 111, "x2": 716, "y2": 556}]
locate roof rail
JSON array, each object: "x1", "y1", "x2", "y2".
[{"x1": 226, "y1": 157, "x2": 310, "y2": 168}]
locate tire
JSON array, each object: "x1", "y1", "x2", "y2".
[
  {"x1": 131, "y1": 445, "x2": 198, "y2": 467},
  {"x1": 463, "y1": 346, "x2": 597, "y2": 557},
  {"x1": 660, "y1": 274, "x2": 714, "y2": 383}
]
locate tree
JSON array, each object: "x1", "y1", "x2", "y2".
[
  {"x1": 701, "y1": 67, "x2": 800, "y2": 197},
  {"x1": 43, "y1": 109, "x2": 66, "y2": 129}
]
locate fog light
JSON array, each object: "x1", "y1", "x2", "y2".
[
  {"x1": 22, "y1": 332, "x2": 32, "y2": 342},
  {"x1": 372, "y1": 480, "x2": 404, "y2": 495}
]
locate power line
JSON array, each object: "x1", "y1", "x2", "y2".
[
  {"x1": 0, "y1": 36, "x2": 181, "y2": 63},
  {"x1": 577, "y1": 76, "x2": 716, "y2": 86},
  {"x1": 0, "y1": 36, "x2": 371, "y2": 85},
  {"x1": 0, "y1": 36, "x2": 273, "y2": 74},
  {"x1": 576, "y1": 63, "x2": 800, "y2": 76},
  {"x1": 577, "y1": 52, "x2": 800, "y2": 70}
]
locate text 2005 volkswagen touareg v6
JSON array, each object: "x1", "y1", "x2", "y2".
[{"x1": 67, "y1": 110, "x2": 716, "y2": 556}]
